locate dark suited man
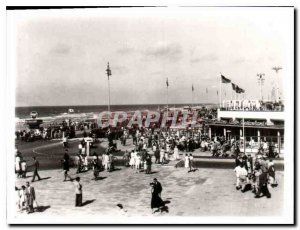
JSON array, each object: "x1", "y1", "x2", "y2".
[
  {"x1": 255, "y1": 155, "x2": 271, "y2": 198},
  {"x1": 31, "y1": 157, "x2": 41, "y2": 182}
]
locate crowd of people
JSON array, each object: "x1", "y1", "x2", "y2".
[
  {"x1": 14, "y1": 120, "x2": 281, "y2": 215},
  {"x1": 234, "y1": 153, "x2": 277, "y2": 198},
  {"x1": 15, "y1": 120, "x2": 98, "y2": 142},
  {"x1": 15, "y1": 182, "x2": 37, "y2": 214},
  {"x1": 15, "y1": 150, "x2": 27, "y2": 178}
]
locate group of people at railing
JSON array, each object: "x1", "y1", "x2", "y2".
[
  {"x1": 199, "y1": 135, "x2": 281, "y2": 159},
  {"x1": 205, "y1": 118, "x2": 275, "y2": 127},
  {"x1": 221, "y1": 100, "x2": 284, "y2": 112}
]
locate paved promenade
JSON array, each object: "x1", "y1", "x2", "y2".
[
  {"x1": 13, "y1": 138, "x2": 284, "y2": 223},
  {"x1": 14, "y1": 162, "x2": 283, "y2": 219}
]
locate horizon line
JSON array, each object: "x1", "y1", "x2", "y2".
[{"x1": 15, "y1": 102, "x2": 217, "y2": 108}]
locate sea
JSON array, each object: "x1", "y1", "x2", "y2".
[{"x1": 15, "y1": 104, "x2": 216, "y2": 120}]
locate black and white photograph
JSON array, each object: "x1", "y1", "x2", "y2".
[{"x1": 5, "y1": 3, "x2": 294, "y2": 224}]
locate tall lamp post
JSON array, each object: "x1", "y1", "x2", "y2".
[
  {"x1": 192, "y1": 84, "x2": 194, "y2": 107},
  {"x1": 272, "y1": 66, "x2": 282, "y2": 102},
  {"x1": 166, "y1": 78, "x2": 169, "y2": 111},
  {"x1": 106, "y1": 62, "x2": 112, "y2": 112},
  {"x1": 257, "y1": 73, "x2": 265, "y2": 101}
]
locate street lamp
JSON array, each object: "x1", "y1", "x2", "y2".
[
  {"x1": 272, "y1": 66, "x2": 282, "y2": 102},
  {"x1": 257, "y1": 73, "x2": 265, "y2": 101}
]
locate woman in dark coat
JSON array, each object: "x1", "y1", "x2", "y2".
[{"x1": 151, "y1": 179, "x2": 164, "y2": 213}]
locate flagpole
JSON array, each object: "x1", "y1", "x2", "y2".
[
  {"x1": 167, "y1": 85, "x2": 169, "y2": 111},
  {"x1": 192, "y1": 88, "x2": 194, "y2": 107},
  {"x1": 106, "y1": 62, "x2": 112, "y2": 112},
  {"x1": 219, "y1": 74, "x2": 222, "y2": 108},
  {"x1": 68, "y1": 108, "x2": 70, "y2": 127},
  {"x1": 243, "y1": 104, "x2": 245, "y2": 154},
  {"x1": 108, "y1": 77, "x2": 111, "y2": 112}
]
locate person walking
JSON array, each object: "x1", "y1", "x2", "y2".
[
  {"x1": 150, "y1": 178, "x2": 164, "y2": 213},
  {"x1": 188, "y1": 153, "x2": 194, "y2": 172},
  {"x1": 135, "y1": 152, "x2": 141, "y2": 173},
  {"x1": 62, "y1": 149, "x2": 72, "y2": 182},
  {"x1": 184, "y1": 153, "x2": 189, "y2": 171},
  {"x1": 123, "y1": 150, "x2": 130, "y2": 167},
  {"x1": 19, "y1": 185, "x2": 27, "y2": 211},
  {"x1": 268, "y1": 159, "x2": 278, "y2": 187},
  {"x1": 31, "y1": 157, "x2": 41, "y2": 182},
  {"x1": 76, "y1": 152, "x2": 83, "y2": 174},
  {"x1": 160, "y1": 148, "x2": 165, "y2": 165},
  {"x1": 92, "y1": 156, "x2": 100, "y2": 180},
  {"x1": 15, "y1": 153, "x2": 21, "y2": 178},
  {"x1": 103, "y1": 153, "x2": 110, "y2": 172},
  {"x1": 255, "y1": 155, "x2": 271, "y2": 198},
  {"x1": 21, "y1": 160, "x2": 27, "y2": 178},
  {"x1": 173, "y1": 146, "x2": 179, "y2": 160},
  {"x1": 129, "y1": 150, "x2": 136, "y2": 169},
  {"x1": 154, "y1": 147, "x2": 160, "y2": 164},
  {"x1": 74, "y1": 177, "x2": 83, "y2": 207},
  {"x1": 25, "y1": 182, "x2": 36, "y2": 214},
  {"x1": 145, "y1": 154, "x2": 152, "y2": 174}
]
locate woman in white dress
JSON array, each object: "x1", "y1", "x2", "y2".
[
  {"x1": 135, "y1": 153, "x2": 141, "y2": 173},
  {"x1": 129, "y1": 151, "x2": 136, "y2": 169},
  {"x1": 160, "y1": 148, "x2": 165, "y2": 164},
  {"x1": 184, "y1": 154, "x2": 190, "y2": 169},
  {"x1": 83, "y1": 154, "x2": 88, "y2": 171},
  {"x1": 19, "y1": 185, "x2": 26, "y2": 211},
  {"x1": 173, "y1": 146, "x2": 179, "y2": 160},
  {"x1": 15, "y1": 155, "x2": 21, "y2": 177},
  {"x1": 103, "y1": 153, "x2": 110, "y2": 171},
  {"x1": 164, "y1": 148, "x2": 169, "y2": 161}
]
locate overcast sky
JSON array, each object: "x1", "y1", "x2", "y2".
[{"x1": 10, "y1": 7, "x2": 293, "y2": 106}]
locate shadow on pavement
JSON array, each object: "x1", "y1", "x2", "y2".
[
  {"x1": 82, "y1": 199, "x2": 95, "y2": 207},
  {"x1": 160, "y1": 205, "x2": 169, "y2": 213},
  {"x1": 111, "y1": 168, "x2": 122, "y2": 172},
  {"x1": 95, "y1": 177, "x2": 107, "y2": 181},
  {"x1": 36, "y1": 205, "x2": 51, "y2": 212},
  {"x1": 39, "y1": 177, "x2": 52, "y2": 181},
  {"x1": 163, "y1": 200, "x2": 171, "y2": 205}
]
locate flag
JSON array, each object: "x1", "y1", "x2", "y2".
[
  {"x1": 166, "y1": 78, "x2": 169, "y2": 87},
  {"x1": 236, "y1": 86, "x2": 245, "y2": 94},
  {"x1": 221, "y1": 75, "x2": 231, "y2": 83},
  {"x1": 231, "y1": 83, "x2": 236, "y2": 91},
  {"x1": 192, "y1": 84, "x2": 194, "y2": 91},
  {"x1": 68, "y1": 108, "x2": 74, "y2": 113},
  {"x1": 106, "y1": 62, "x2": 112, "y2": 80}
]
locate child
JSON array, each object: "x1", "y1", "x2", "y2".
[
  {"x1": 234, "y1": 163, "x2": 248, "y2": 191},
  {"x1": 188, "y1": 153, "x2": 194, "y2": 172},
  {"x1": 268, "y1": 159, "x2": 278, "y2": 187},
  {"x1": 74, "y1": 177, "x2": 83, "y2": 207},
  {"x1": 21, "y1": 160, "x2": 27, "y2": 178}
]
